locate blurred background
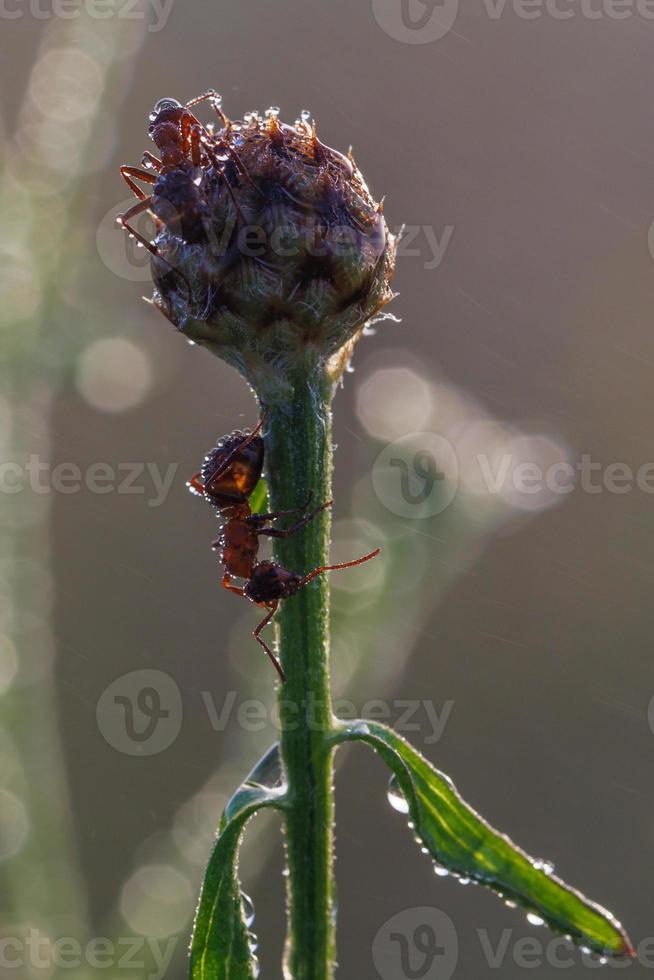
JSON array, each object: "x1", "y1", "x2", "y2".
[{"x1": 1, "y1": 2, "x2": 654, "y2": 977}]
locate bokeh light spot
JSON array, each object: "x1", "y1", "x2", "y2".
[
  {"x1": 76, "y1": 338, "x2": 152, "y2": 413},
  {"x1": 120, "y1": 864, "x2": 193, "y2": 938},
  {"x1": 356, "y1": 366, "x2": 433, "y2": 440}
]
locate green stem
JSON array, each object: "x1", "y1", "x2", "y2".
[{"x1": 263, "y1": 369, "x2": 336, "y2": 980}]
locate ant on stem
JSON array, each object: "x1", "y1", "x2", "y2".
[{"x1": 189, "y1": 410, "x2": 380, "y2": 682}]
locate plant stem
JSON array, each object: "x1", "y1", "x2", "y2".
[{"x1": 264, "y1": 369, "x2": 336, "y2": 980}]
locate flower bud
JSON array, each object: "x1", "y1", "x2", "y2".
[{"x1": 134, "y1": 100, "x2": 396, "y2": 396}]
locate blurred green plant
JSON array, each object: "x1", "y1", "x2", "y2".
[{"x1": 0, "y1": 14, "x2": 148, "y2": 976}]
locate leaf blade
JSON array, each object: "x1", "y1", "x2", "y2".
[
  {"x1": 190, "y1": 745, "x2": 285, "y2": 980},
  {"x1": 334, "y1": 720, "x2": 632, "y2": 960},
  {"x1": 248, "y1": 478, "x2": 268, "y2": 516}
]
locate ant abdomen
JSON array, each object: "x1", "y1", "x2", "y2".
[{"x1": 201, "y1": 432, "x2": 264, "y2": 504}]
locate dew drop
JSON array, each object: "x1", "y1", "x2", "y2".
[
  {"x1": 265, "y1": 106, "x2": 280, "y2": 119},
  {"x1": 533, "y1": 859, "x2": 554, "y2": 875},
  {"x1": 458, "y1": 877, "x2": 470, "y2": 886},
  {"x1": 504, "y1": 899, "x2": 517, "y2": 909},
  {"x1": 245, "y1": 743, "x2": 284, "y2": 790},
  {"x1": 387, "y1": 775, "x2": 409, "y2": 815},
  {"x1": 241, "y1": 891, "x2": 255, "y2": 927},
  {"x1": 527, "y1": 913, "x2": 545, "y2": 927},
  {"x1": 300, "y1": 109, "x2": 311, "y2": 124},
  {"x1": 433, "y1": 863, "x2": 450, "y2": 878},
  {"x1": 151, "y1": 97, "x2": 181, "y2": 119}
]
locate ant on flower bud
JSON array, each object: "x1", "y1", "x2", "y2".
[{"x1": 188, "y1": 409, "x2": 380, "y2": 682}]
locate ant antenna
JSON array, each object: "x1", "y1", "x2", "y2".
[{"x1": 300, "y1": 548, "x2": 381, "y2": 587}]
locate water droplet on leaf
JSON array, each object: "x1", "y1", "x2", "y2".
[
  {"x1": 387, "y1": 774, "x2": 409, "y2": 814},
  {"x1": 241, "y1": 891, "x2": 255, "y2": 927}
]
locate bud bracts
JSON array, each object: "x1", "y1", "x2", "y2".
[{"x1": 138, "y1": 100, "x2": 396, "y2": 394}]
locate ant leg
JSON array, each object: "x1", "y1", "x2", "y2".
[
  {"x1": 189, "y1": 124, "x2": 206, "y2": 168},
  {"x1": 258, "y1": 500, "x2": 333, "y2": 539},
  {"x1": 187, "y1": 89, "x2": 229, "y2": 126},
  {"x1": 187, "y1": 472, "x2": 205, "y2": 497},
  {"x1": 222, "y1": 573, "x2": 245, "y2": 597},
  {"x1": 180, "y1": 111, "x2": 213, "y2": 164},
  {"x1": 142, "y1": 151, "x2": 163, "y2": 172},
  {"x1": 253, "y1": 601, "x2": 285, "y2": 682},
  {"x1": 116, "y1": 198, "x2": 160, "y2": 256},
  {"x1": 120, "y1": 165, "x2": 157, "y2": 200},
  {"x1": 200, "y1": 137, "x2": 248, "y2": 221},
  {"x1": 251, "y1": 491, "x2": 315, "y2": 522},
  {"x1": 300, "y1": 548, "x2": 381, "y2": 587},
  {"x1": 212, "y1": 134, "x2": 264, "y2": 198},
  {"x1": 117, "y1": 200, "x2": 193, "y2": 301}
]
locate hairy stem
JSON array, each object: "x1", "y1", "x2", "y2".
[{"x1": 263, "y1": 370, "x2": 336, "y2": 980}]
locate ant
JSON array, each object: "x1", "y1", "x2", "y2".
[
  {"x1": 117, "y1": 90, "x2": 256, "y2": 261},
  {"x1": 189, "y1": 410, "x2": 380, "y2": 682}
]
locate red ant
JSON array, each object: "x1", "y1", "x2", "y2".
[
  {"x1": 117, "y1": 91, "x2": 256, "y2": 258},
  {"x1": 189, "y1": 410, "x2": 380, "y2": 682}
]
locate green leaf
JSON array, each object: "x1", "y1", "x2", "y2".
[
  {"x1": 333, "y1": 720, "x2": 633, "y2": 960},
  {"x1": 248, "y1": 478, "x2": 268, "y2": 516},
  {"x1": 190, "y1": 744, "x2": 286, "y2": 980}
]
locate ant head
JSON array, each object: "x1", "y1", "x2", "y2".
[
  {"x1": 245, "y1": 562, "x2": 303, "y2": 603},
  {"x1": 148, "y1": 98, "x2": 189, "y2": 161}
]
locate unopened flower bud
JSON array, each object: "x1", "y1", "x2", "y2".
[{"x1": 125, "y1": 97, "x2": 396, "y2": 397}]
